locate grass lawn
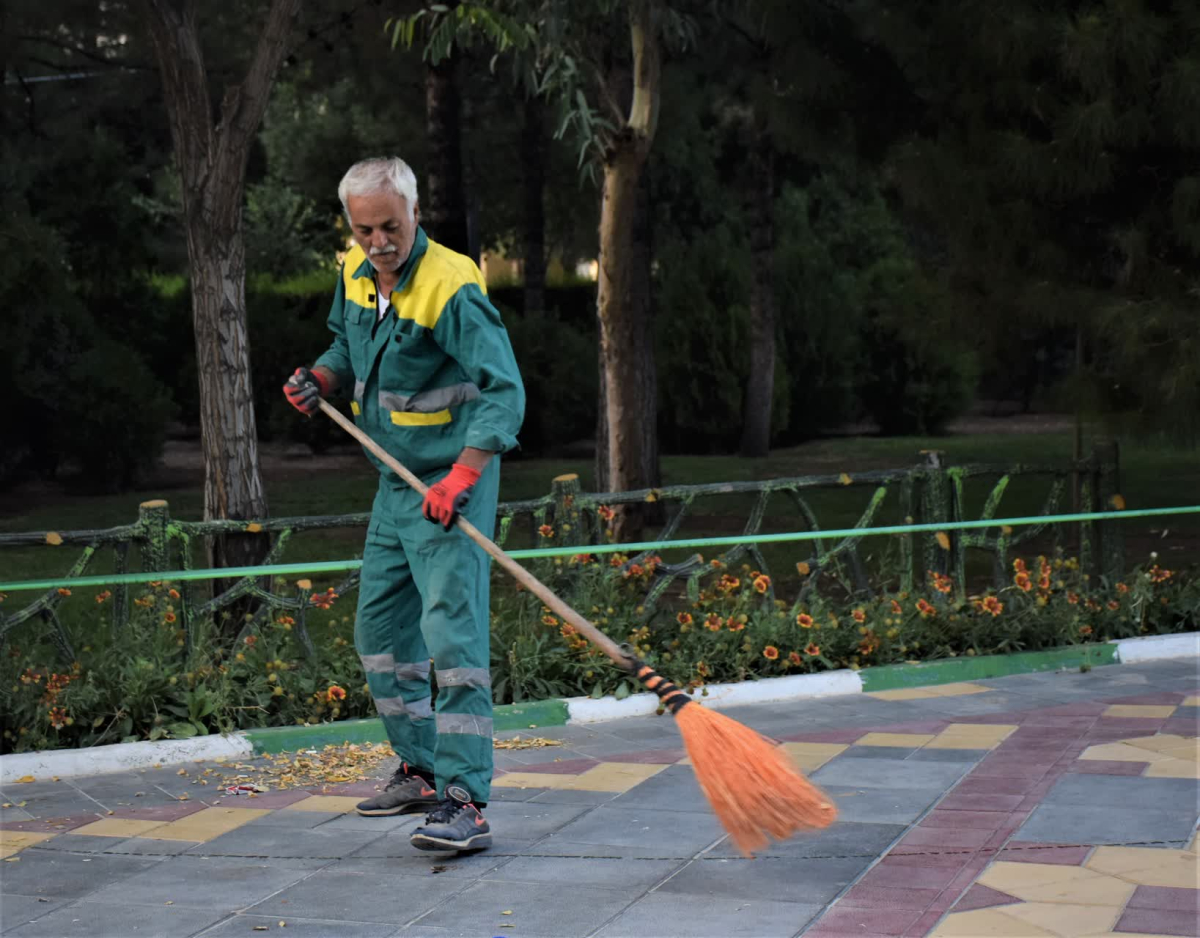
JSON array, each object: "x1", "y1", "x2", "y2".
[{"x1": 1, "y1": 426, "x2": 1196, "y2": 638}]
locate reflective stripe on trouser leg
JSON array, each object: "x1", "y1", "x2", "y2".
[
  {"x1": 405, "y1": 459, "x2": 500, "y2": 803},
  {"x1": 354, "y1": 498, "x2": 435, "y2": 771}
]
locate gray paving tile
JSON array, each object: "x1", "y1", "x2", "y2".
[
  {"x1": 0, "y1": 895, "x2": 64, "y2": 933},
  {"x1": 483, "y1": 855, "x2": 680, "y2": 889},
  {"x1": 499, "y1": 746, "x2": 594, "y2": 766},
  {"x1": 838, "y1": 745, "x2": 919, "y2": 760},
  {"x1": 237, "y1": 810, "x2": 343, "y2": 829},
  {"x1": 470, "y1": 801, "x2": 592, "y2": 838},
  {"x1": 705, "y1": 820, "x2": 907, "y2": 859},
  {"x1": 0, "y1": 849, "x2": 160, "y2": 900},
  {"x1": 329, "y1": 848, "x2": 509, "y2": 878},
  {"x1": 907, "y1": 748, "x2": 988, "y2": 763},
  {"x1": 544, "y1": 805, "x2": 725, "y2": 854},
  {"x1": 607, "y1": 765, "x2": 710, "y2": 812},
  {"x1": 316, "y1": 811, "x2": 421, "y2": 833},
  {"x1": 595, "y1": 892, "x2": 822, "y2": 938},
  {"x1": 812, "y1": 756, "x2": 971, "y2": 790},
  {"x1": 1017, "y1": 803, "x2": 1199, "y2": 845},
  {"x1": 103, "y1": 837, "x2": 202, "y2": 856},
  {"x1": 1043, "y1": 774, "x2": 1200, "y2": 808},
  {"x1": 245, "y1": 869, "x2": 460, "y2": 925},
  {"x1": 183, "y1": 823, "x2": 383, "y2": 859},
  {"x1": 2, "y1": 793, "x2": 104, "y2": 820},
  {"x1": 523, "y1": 839, "x2": 696, "y2": 860},
  {"x1": 197, "y1": 913, "x2": 398, "y2": 937},
  {"x1": 527, "y1": 788, "x2": 620, "y2": 805},
  {"x1": 342, "y1": 831, "x2": 536, "y2": 859},
  {"x1": 3, "y1": 899, "x2": 227, "y2": 937},
  {"x1": 486, "y1": 785, "x2": 549, "y2": 802},
  {"x1": 657, "y1": 855, "x2": 870, "y2": 905},
  {"x1": 819, "y1": 785, "x2": 942, "y2": 825},
  {"x1": 86, "y1": 855, "x2": 312, "y2": 911},
  {"x1": 25, "y1": 834, "x2": 126, "y2": 854},
  {"x1": 412, "y1": 879, "x2": 634, "y2": 937}
]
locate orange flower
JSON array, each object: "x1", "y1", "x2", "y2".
[
  {"x1": 1037, "y1": 574, "x2": 1051, "y2": 591},
  {"x1": 695, "y1": 661, "x2": 710, "y2": 677},
  {"x1": 804, "y1": 642, "x2": 820, "y2": 657},
  {"x1": 704, "y1": 613, "x2": 723, "y2": 632},
  {"x1": 538, "y1": 524, "x2": 555, "y2": 538},
  {"x1": 1116, "y1": 582, "x2": 1129, "y2": 594},
  {"x1": 762, "y1": 645, "x2": 779, "y2": 661},
  {"x1": 928, "y1": 571, "x2": 954, "y2": 595},
  {"x1": 1147, "y1": 565, "x2": 1173, "y2": 583},
  {"x1": 727, "y1": 617, "x2": 745, "y2": 632},
  {"x1": 1066, "y1": 591, "x2": 1080, "y2": 605},
  {"x1": 310, "y1": 589, "x2": 337, "y2": 610},
  {"x1": 1079, "y1": 625, "x2": 1093, "y2": 637},
  {"x1": 542, "y1": 615, "x2": 559, "y2": 626},
  {"x1": 168, "y1": 588, "x2": 181, "y2": 600},
  {"x1": 753, "y1": 575, "x2": 771, "y2": 594},
  {"x1": 134, "y1": 596, "x2": 153, "y2": 608},
  {"x1": 625, "y1": 564, "x2": 645, "y2": 578},
  {"x1": 326, "y1": 685, "x2": 347, "y2": 702},
  {"x1": 788, "y1": 651, "x2": 802, "y2": 666},
  {"x1": 20, "y1": 668, "x2": 41, "y2": 685},
  {"x1": 95, "y1": 590, "x2": 112, "y2": 604},
  {"x1": 1106, "y1": 600, "x2": 1120, "y2": 611},
  {"x1": 796, "y1": 613, "x2": 814, "y2": 629},
  {"x1": 163, "y1": 611, "x2": 177, "y2": 624},
  {"x1": 796, "y1": 561, "x2": 811, "y2": 576},
  {"x1": 56, "y1": 588, "x2": 71, "y2": 597},
  {"x1": 676, "y1": 612, "x2": 694, "y2": 627},
  {"x1": 890, "y1": 599, "x2": 903, "y2": 615},
  {"x1": 570, "y1": 553, "x2": 596, "y2": 564},
  {"x1": 596, "y1": 505, "x2": 615, "y2": 522},
  {"x1": 976, "y1": 596, "x2": 1004, "y2": 617},
  {"x1": 244, "y1": 635, "x2": 257, "y2": 648},
  {"x1": 1013, "y1": 558, "x2": 1027, "y2": 574},
  {"x1": 718, "y1": 574, "x2": 741, "y2": 592},
  {"x1": 916, "y1": 598, "x2": 937, "y2": 619},
  {"x1": 48, "y1": 706, "x2": 69, "y2": 729},
  {"x1": 851, "y1": 608, "x2": 866, "y2": 623},
  {"x1": 277, "y1": 615, "x2": 295, "y2": 627},
  {"x1": 1014, "y1": 572, "x2": 1032, "y2": 592}
]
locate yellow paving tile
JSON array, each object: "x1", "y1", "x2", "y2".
[
  {"x1": 1011, "y1": 872, "x2": 1135, "y2": 907},
  {"x1": 939, "y1": 723, "x2": 1018, "y2": 739},
  {"x1": 143, "y1": 806, "x2": 271, "y2": 842},
  {"x1": 1158, "y1": 740, "x2": 1200, "y2": 763},
  {"x1": 869, "y1": 687, "x2": 941, "y2": 701},
  {"x1": 283, "y1": 796, "x2": 361, "y2": 813},
  {"x1": 564, "y1": 762, "x2": 666, "y2": 792},
  {"x1": 780, "y1": 742, "x2": 847, "y2": 771},
  {"x1": 855, "y1": 732, "x2": 937, "y2": 747},
  {"x1": 1124, "y1": 734, "x2": 1195, "y2": 754},
  {"x1": 931, "y1": 908, "x2": 1057, "y2": 937},
  {"x1": 927, "y1": 724, "x2": 1018, "y2": 750},
  {"x1": 491, "y1": 771, "x2": 579, "y2": 790},
  {"x1": 0, "y1": 830, "x2": 54, "y2": 858},
  {"x1": 1183, "y1": 696, "x2": 1199, "y2": 707},
  {"x1": 1002, "y1": 902, "x2": 1120, "y2": 937},
  {"x1": 1078, "y1": 742, "x2": 1167, "y2": 763},
  {"x1": 1087, "y1": 847, "x2": 1199, "y2": 888},
  {"x1": 929, "y1": 683, "x2": 992, "y2": 697},
  {"x1": 980, "y1": 862, "x2": 1101, "y2": 893},
  {"x1": 1190, "y1": 831, "x2": 1199, "y2": 854},
  {"x1": 71, "y1": 818, "x2": 165, "y2": 838},
  {"x1": 1103, "y1": 705, "x2": 1177, "y2": 719},
  {"x1": 1144, "y1": 758, "x2": 1200, "y2": 779}
]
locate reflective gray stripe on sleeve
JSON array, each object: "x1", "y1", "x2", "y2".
[
  {"x1": 375, "y1": 695, "x2": 433, "y2": 719},
  {"x1": 435, "y1": 713, "x2": 493, "y2": 736},
  {"x1": 353, "y1": 379, "x2": 365, "y2": 403},
  {"x1": 396, "y1": 660, "x2": 432, "y2": 681},
  {"x1": 359, "y1": 653, "x2": 395, "y2": 674},
  {"x1": 379, "y1": 382, "x2": 480, "y2": 415},
  {"x1": 435, "y1": 667, "x2": 491, "y2": 689}
]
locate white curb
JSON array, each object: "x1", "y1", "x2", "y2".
[
  {"x1": 564, "y1": 668, "x2": 864, "y2": 724},
  {"x1": 0, "y1": 733, "x2": 253, "y2": 785},
  {"x1": 1112, "y1": 631, "x2": 1200, "y2": 664}
]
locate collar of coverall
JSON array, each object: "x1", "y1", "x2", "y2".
[{"x1": 352, "y1": 225, "x2": 429, "y2": 296}]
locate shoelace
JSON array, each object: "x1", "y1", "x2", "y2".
[{"x1": 424, "y1": 797, "x2": 466, "y2": 825}]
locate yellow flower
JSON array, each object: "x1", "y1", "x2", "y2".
[
  {"x1": 796, "y1": 613, "x2": 814, "y2": 629},
  {"x1": 796, "y1": 562, "x2": 811, "y2": 576}
]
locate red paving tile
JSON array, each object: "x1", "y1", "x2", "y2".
[
  {"x1": 1114, "y1": 907, "x2": 1200, "y2": 936},
  {"x1": 903, "y1": 910, "x2": 948, "y2": 937},
  {"x1": 507, "y1": 758, "x2": 601, "y2": 775},
  {"x1": 1161, "y1": 718, "x2": 1200, "y2": 736},
  {"x1": 952, "y1": 883, "x2": 1022, "y2": 913},
  {"x1": 937, "y1": 793, "x2": 1026, "y2": 812},
  {"x1": 777, "y1": 728, "x2": 866, "y2": 743},
  {"x1": 953, "y1": 777, "x2": 1040, "y2": 796},
  {"x1": 838, "y1": 884, "x2": 943, "y2": 911},
  {"x1": 860, "y1": 860, "x2": 961, "y2": 890},
  {"x1": 919, "y1": 808, "x2": 1011, "y2": 830},
  {"x1": 806, "y1": 908, "x2": 923, "y2": 936},
  {"x1": 1127, "y1": 886, "x2": 1200, "y2": 913},
  {"x1": 596, "y1": 748, "x2": 685, "y2": 764},
  {"x1": 971, "y1": 762, "x2": 1054, "y2": 780},
  {"x1": 898, "y1": 826, "x2": 994, "y2": 849},
  {"x1": 1064, "y1": 760, "x2": 1147, "y2": 776},
  {"x1": 0, "y1": 814, "x2": 101, "y2": 833},
  {"x1": 111, "y1": 802, "x2": 207, "y2": 822},
  {"x1": 877, "y1": 850, "x2": 971, "y2": 868},
  {"x1": 1018, "y1": 715, "x2": 1098, "y2": 728},
  {"x1": 1097, "y1": 717, "x2": 1168, "y2": 732},
  {"x1": 1107, "y1": 692, "x2": 1186, "y2": 705},
  {"x1": 214, "y1": 789, "x2": 314, "y2": 809},
  {"x1": 999, "y1": 841, "x2": 1092, "y2": 864}
]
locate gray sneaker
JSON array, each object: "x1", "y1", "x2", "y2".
[
  {"x1": 410, "y1": 783, "x2": 492, "y2": 851},
  {"x1": 355, "y1": 763, "x2": 439, "y2": 817}
]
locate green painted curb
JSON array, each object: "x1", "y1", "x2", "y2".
[
  {"x1": 242, "y1": 698, "x2": 570, "y2": 754},
  {"x1": 858, "y1": 643, "x2": 1119, "y2": 692}
]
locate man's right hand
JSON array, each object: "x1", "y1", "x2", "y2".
[{"x1": 283, "y1": 367, "x2": 331, "y2": 415}]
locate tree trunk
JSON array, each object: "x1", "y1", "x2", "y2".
[
  {"x1": 142, "y1": 0, "x2": 298, "y2": 607},
  {"x1": 425, "y1": 53, "x2": 470, "y2": 255},
  {"x1": 522, "y1": 93, "x2": 546, "y2": 320},
  {"x1": 739, "y1": 139, "x2": 776, "y2": 457}
]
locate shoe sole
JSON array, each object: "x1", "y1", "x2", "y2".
[
  {"x1": 355, "y1": 801, "x2": 438, "y2": 817},
  {"x1": 410, "y1": 831, "x2": 493, "y2": 852}
]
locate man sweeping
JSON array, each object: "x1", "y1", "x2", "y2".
[{"x1": 283, "y1": 156, "x2": 525, "y2": 851}]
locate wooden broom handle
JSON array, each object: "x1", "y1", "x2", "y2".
[{"x1": 317, "y1": 399, "x2": 633, "y2": 670}]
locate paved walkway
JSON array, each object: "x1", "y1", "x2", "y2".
[{"x1": 1, "y1": 658, "x2": 1197, "y2": 937}]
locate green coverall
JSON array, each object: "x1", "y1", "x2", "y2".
[{"x1": 314, "y1": 228, "x2": 525, "y2": 802}]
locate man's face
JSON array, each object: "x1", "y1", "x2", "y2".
[{"x1": 346, "y1": 190, "x2": 420, "y2": 276}]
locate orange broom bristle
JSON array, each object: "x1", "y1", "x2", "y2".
[{"x1": 633, "y1": 662, "x2": 837, "y2": 857}]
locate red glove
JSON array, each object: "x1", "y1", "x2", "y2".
[
  {"x1": 422, "y1": 463, "x2": 481, "y2": 530},
  {"x1": 283, "y1": 367, "x2": 331, "y2": 415}
]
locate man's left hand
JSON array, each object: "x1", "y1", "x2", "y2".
[{"x1": 422, "y1": 463, "x2": 482, "y2": 530}]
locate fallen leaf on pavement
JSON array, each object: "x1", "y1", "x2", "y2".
[{"x1": 493, "y1": 737, "x2": 563, "y2": 750}]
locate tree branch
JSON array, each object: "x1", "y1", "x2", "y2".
[
  {"x1": 626, "y1": 0, "x2": 661, "y2": 151},
  {"x1": 216, "y1": 0, "x2": 301, "y2": 155},
  {"x1": 18, "y1": 33, "x2": 154, "y2": 70}
]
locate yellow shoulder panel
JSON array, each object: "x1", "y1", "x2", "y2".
[
  {"x1": 394, "y1": 239, "x2": 487, "y2": 330},
  {"x1": 342, "y1": 244, "x2": 374, "y2": 310}
]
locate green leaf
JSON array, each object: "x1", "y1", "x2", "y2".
[
  {"x1": 121, "y1": 734, "x2": 140, "y2": 744},
  {"x1": 614, "y1": 682, "x2": 630, "y2": 700},
  {"x1": 590, "y1": 682, "x2": 603, "y2": 699},
  {"x1": 167, "y1": 722, "x2": 198, "y2": 739},
  {"x1": 148, "y1": 727, "x2": 165, "y2": 741}
]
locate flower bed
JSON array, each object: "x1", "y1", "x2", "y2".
[{"x1": 3, "y1": 549, "x2": 1196, "y2": 755}]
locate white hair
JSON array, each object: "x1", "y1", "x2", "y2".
[{"x1": 338, "y1": 157, "x2": 418, "y2": 222}]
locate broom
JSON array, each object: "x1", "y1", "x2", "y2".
[{"x1": 318, "y1": 399, "x2": 836, "y2": 855}]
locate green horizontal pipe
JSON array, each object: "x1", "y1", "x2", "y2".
[{"x1": 1, "y1": 504, "x2": 1196, "y2": 593}]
